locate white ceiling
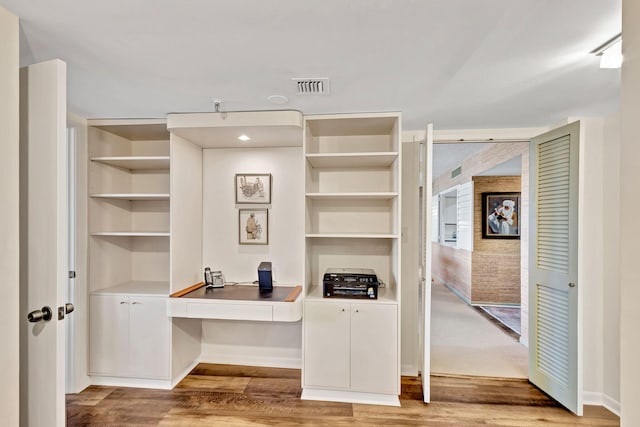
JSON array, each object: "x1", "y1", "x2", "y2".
[
  {"x1": 0, "y1": 0, "x2": 621, "y2": 131},
  {"x1": 432, "y1": 143, "x2": 490, "y2": 178}
]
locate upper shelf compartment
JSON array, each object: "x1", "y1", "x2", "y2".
[
  {"x1": 306, "y1": 152, "x2": 398, "y2": 168},
  {"x1": 167, "y1": 110, "x2": 303, "y2": 148},
  {"x1": 90, "y1": 156, "x2": 170, "y2": 171},
  {"x1": 305, "y1": 113, "x2": 400, "y2": 155}
]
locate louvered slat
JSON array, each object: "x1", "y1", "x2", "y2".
[
  {"x1": 536, "y1": 135, "x2": 570, "y2": 273},
  {"x1": 536, "y1": 284, "x2": 570, "y2": 386}
]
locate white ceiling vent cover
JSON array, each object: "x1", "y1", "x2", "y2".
[{"x1": 293, "y1": 78, "x2": 330, "y2": 95}]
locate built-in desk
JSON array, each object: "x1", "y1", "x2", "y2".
[{"x1": 167, "y1": 283, "x2": 303, "y2": 322}]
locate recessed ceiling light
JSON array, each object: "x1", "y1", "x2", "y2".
[
  {"x1": 267, "y1": 94, "x2": 289, "y2": 105},
  {"x1": 238, "y1": 134, "x2": 251, "y2": 142}
]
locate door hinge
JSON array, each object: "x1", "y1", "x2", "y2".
[{"x1": 69, "y1": 271, "x2": 76, "y2": 279}]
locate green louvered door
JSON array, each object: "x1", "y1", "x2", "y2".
[{"x1": 529, "y1": 121, "x2": 581, "y2": 415}]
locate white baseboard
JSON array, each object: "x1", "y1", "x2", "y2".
[
  {"x1": 440, "y1": 282, "x2": 471, "y2": 305},
  {"x1": 90, "y1": 375, "x2": 172, "y2": 390},
  {"x1": 302, "y1": 388, "x2": 400, "y2": 407},
  {"x1": 603, "y1": 394, "x2": 621, "y2": 417},
  {"x1": 583, "y1": 391, "x2": 603, "y2": 406},
  {"x1": 401, "y1": 364, "x2": 419, "y2": 377},
  {"x1": 583, "y1": 391, "x2": 620, "y2": 416},
  {"x1": 199, "y1": 352, "x2": 301, "y2": 369}
]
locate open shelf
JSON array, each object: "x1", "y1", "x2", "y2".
[
  {"x1": 92, "y1": 280, "x2": 169, "y2": 296},
  {"x1": 304, "y1": 284, "x2": 398, "y2": 304},
  {"x1": 91, "y1": 231, "x2": 170, "y2": 237},
  {"x1": 306, "y1": 152, "x2": 398, "y2": 168},
  {"x1": 305, "y1": 233, "x2": 399, "y2": 239},
  {"x1": 90, "y1": 156, "x2": 170, "y2": 171},
  {"x1": 90, "y1": 193, "x2": 170, "y2": 201},
  {"x1": 305, "y1": 192, "x2": 398, "y2": 200}
]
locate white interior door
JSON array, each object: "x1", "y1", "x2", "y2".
[
  {"x1": 420, "y1": 124, "x2": 433, "y2": 402},
  {"x1": 20, "y1": 59, "x2": 68, "y2": 427},
  {"x1": 529, "y1": 121, "x2": 581, "y2": 415},
  {"x1": 0, "y1": 6, "x2": 20, "y2": 424}
]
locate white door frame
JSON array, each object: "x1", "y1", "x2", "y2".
[
  {"x1": 0, "y1": 6, "x2": 21, "y2": 424},
  {"x1": 420, "y1": 124, "x2": 433, "y2": 402}
]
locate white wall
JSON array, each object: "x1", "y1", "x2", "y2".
[
  {"x1": 621, "y1": 1, "x2": 640, "y2": 424},
  {"x1": 602, "y1": 112, "x2": 621, "y2": 412},
  {"x1": 200, "y1": 147, "x2": 304, "y2": 367},
  {"x1": 0, "y1": 6, "x2": 19, "y2": 426},
  {"x1": 579, "y1": 118, "x2": 605, "y2": 405}
]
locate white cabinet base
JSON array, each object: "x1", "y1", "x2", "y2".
[
  {"x1": 90, "y1": 375, "x2": 173, "y2": 390},
  {"x1": 301, "y1": 388, "x2": 400, "y2": 407}
]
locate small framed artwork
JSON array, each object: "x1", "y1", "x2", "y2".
[
  {"x1": 235, "y1": 173, "x2": 271, "y2": 204},
  {"x1": 482, "y1": 192, "x2": 521, "y2": 239},
  {"x1": 239, "y1": 209, "x2": 269, "y2": 245}
]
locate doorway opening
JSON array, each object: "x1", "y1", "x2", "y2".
[{"x1": 429, "y1": 141, "x2": 528, "y2": 379}]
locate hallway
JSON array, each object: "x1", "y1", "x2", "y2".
[{"x1": 431, "y1": 281, "x2": 528, "y2": 378}]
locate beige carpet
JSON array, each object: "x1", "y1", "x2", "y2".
[{"x1": 431, "y1": 282, "x2": 528, "y2": 378}]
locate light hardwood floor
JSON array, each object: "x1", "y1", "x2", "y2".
[{"x1": 67, "y1": 364, "x2": 619, "y2": 426}]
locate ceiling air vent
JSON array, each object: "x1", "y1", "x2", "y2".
[
  {"x1": 451, "y1": 166, "x2": 462, "y2": 179},
  {"x1": 293, "y1": 78, "x2": 330, "y2": 95}
]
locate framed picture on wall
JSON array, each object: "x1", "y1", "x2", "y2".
[
  {"x1": 235, "y1": 173, "x2": 271, "y2": 204},
  {"x1": 239, "y1": 209, "x2": 269, "y2": 245},
  {"x1": 482, "y1": 192, "x2": 521, "y2": 239}
]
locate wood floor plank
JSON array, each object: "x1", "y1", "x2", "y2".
[
  {"x1": 65, "y1": 386, "x2": 116, "y2": 407},
  {"x1": 175, "y1": 374, "x2": 250, "y2": 393},
  {"x1": 190, "y1": 363, "x2": 300, "y2": 379},
  {"x1": 66, "y1": 364, "x2": 619, "y2": 427}
]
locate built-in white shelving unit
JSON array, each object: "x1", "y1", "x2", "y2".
[
  {"x1": 90, "y1": 193, "x2": 170, "y2": 201},
  {"x1": 90, "y1": 156, "x2": 170, "y2": 170},
  {"x1": 87, "y1": 119, "x2": 172, "y2": 384},
  {"x1": 302, "y1": 112, "x2": 402, "y2": 406}
]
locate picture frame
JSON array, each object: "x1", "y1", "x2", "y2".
[
  {"x1": 482, "y1": 192, "x2": 521, "y2": 239},
  {"x1": 239, "y1": 209, "x2": 269, "y2": 245},
  {"x1": 235, "y1": 173, "x2": 271, "y2": 204}
]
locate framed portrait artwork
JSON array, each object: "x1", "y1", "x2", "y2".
[
  {"x1": 235, "y1": 173, "x2": 271, "y2": 204},
  {"x1": 482, "y1": 192, "x2": 521, "y2": 239},
  {"x1": 239, "y1": 209, "x2": 268, "y2": 245}
]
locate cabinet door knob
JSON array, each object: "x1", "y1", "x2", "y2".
[
  {"x1": 355, "y1": 309, "x2": 359, "y2": 313},
  {"x1": 341, "y1": 308, "x2": 345, "y2": 312},
  {"x1": 132, "y1": 301, "x2": 141, "y2": 305}
]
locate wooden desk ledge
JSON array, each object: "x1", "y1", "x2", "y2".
[
  {"x1": 170, "y1": 281, "x2": 204, "y2": 298},
  {"x1": 167, "y1": 283, "x2": 303, "y2": 322}
]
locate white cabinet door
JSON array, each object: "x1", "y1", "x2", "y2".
[
  {"x1": 350, "y1": 303, "x2": 398, "y2": 394},
  {"x1": 303, "y1": 301, "x2": 350, "y2": 389},
  {"x1": 129, "y1": 296, "x2": 170, "y2": 379},
  {"x1": 89, "y1": 295, "x2": 129, "y2": 375}
]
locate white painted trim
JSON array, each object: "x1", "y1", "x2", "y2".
[
  {"x1": 402, "y1": 129, "x2": 425, "y2": 142},
  {"x1": 199, "y1": 352, "x2": 301, "y2": 370},
  {"x1": 90, "y1": 376, "x2": 173, "y2": 390},
  {"x1": 401, "y1": 364, "x2": 419, "y2": 376},
  {"x1": 603, "y1": 393, "x2": 621, "y2": 417},
  {"x1": 583, "y1": 391, "x2": 603, "y2": 406},
  {"x1": 582, "y1": 391, "x2": 620, "y2": 416},
  {"x1": 438, "y1": 280, "x2": 471, "y2": 305},
  {"x1": 301, "y1": 388, "x2": 400, "y2": 407},
  {"x1": 433, "y1": 127, "x2": 547, "y2": 142}
]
